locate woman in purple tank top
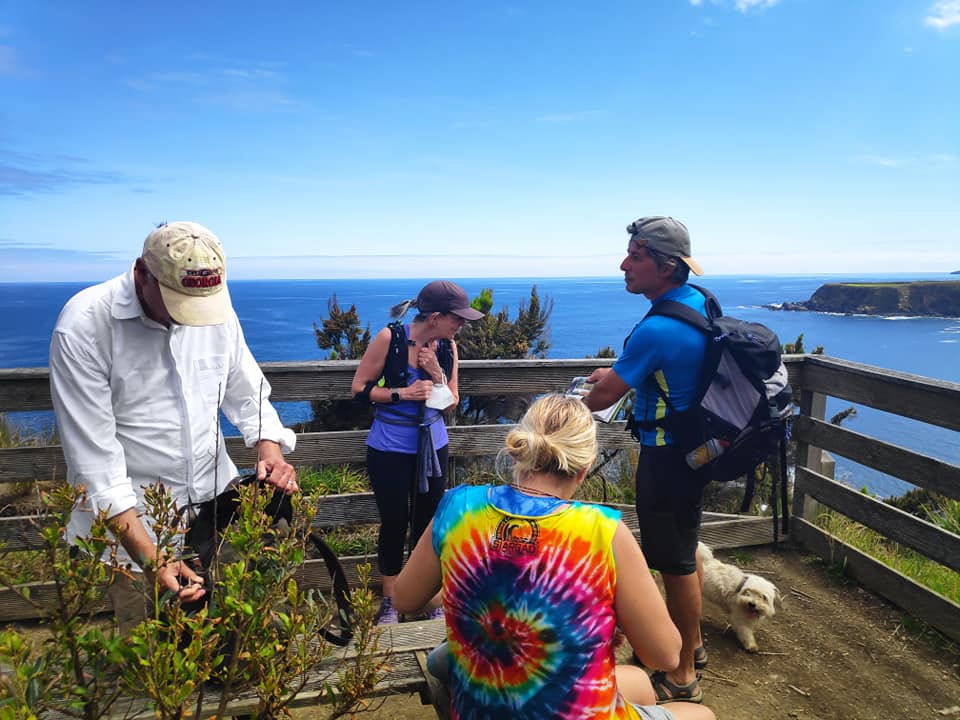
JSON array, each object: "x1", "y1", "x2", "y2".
[{"x1": 350, "y1": 280, "x2": 483, "y2": 625}]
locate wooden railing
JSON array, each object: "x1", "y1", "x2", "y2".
[
  {"x1": 1, "y1": 355, "x2": 958, "y2": 644},
  {"x1": 788, "y1": 355, "x2": 960, "y2": 642},
  {"x1": 0, "y1": 357, "x2": 778, "y2": 622}
]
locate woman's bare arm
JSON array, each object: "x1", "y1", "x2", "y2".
[
  {"x1": 612, "y1": 521, "x2": 681, "y2": 671},
  {"x1": 393, "y1": 520, "x2": 443, "y2": 614}
]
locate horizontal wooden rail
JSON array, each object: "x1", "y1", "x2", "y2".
[
  {"x1": 791, "y1": 518, "x2": 960, "y2": 643},
  {"x1": 794, "y1": 355, "x2": 960, "y2": 432},
  {"x1": 0, "y1": 489, "x2": 750, "y2": 554},
  {"x1": 792, "y1": 416, "x2": 960, "y2": 501},
  {"x1": 0, "y1": 506, "x2": 777, "y2": 620},
  {"x1": 795, "y1": 466, "x2": 960, "y2": 573},
  {"x1": 0, "y1": 422, "x2": 637, "y2": 487},
  {"x1": 0, "y1": 356, "x2": 810, "y2": 414},
  {"x1": 0, "y1": 367, "x2": 50, "y2": 413},
  {"x1": 0, "y1": 358, "x2": 625, "y2": 413}
]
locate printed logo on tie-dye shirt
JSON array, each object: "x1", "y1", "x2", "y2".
[{"x1": 491, "y1": 517, "x2": 539, "y2": 555}]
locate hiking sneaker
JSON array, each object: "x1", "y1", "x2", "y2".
[{"x1": 375, "y1": 596, "x2": 399, "y2": 625}]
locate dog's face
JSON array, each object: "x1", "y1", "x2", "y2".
[{"x1": 735, "y1": 575, "x2": 780, "y2": 621}]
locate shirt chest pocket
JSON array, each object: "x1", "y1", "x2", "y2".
[{"x1": 195, "y1": 356, "x2": 228, "y2": 404}]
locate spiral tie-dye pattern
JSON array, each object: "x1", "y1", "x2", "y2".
[{"x1": 432, "y1": 485, "x2": 641, "y2": 720}]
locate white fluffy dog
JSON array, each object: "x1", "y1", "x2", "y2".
[{"x1": 699, "y1": 542, "x2": 780, "y2": 652}]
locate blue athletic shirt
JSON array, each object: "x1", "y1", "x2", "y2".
[{"x1": 612, "y1": 284, "x2": 708, "y2": 447}]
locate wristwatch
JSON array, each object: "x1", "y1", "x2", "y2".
[{"x1": 391, "y1": 389, "x2": 401, "y2": 403}]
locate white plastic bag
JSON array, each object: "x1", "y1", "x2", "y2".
[{"x1": 425, "y1": 383, "x2": 455, "y2": 410}]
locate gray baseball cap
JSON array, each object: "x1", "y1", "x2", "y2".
[{"x1": 627, "y1": 216, "x2": 703, "y2": 276}]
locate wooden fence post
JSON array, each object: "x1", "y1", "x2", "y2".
[{"x1": 793, "y1": 387, "x2": 826, "y2": 525}]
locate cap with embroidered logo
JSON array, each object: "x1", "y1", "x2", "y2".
[
  {"x1": 141, "y1": 221, "x2": 231, "y2": 326},
  {"x1": 627, "y1": 216, "x2": 703, "y2": 276}
]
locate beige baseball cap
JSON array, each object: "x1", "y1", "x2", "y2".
[{"x1": 141, "y1": 221, "x2": 231, "y2": 326}]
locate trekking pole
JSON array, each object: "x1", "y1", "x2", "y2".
[
  {"x1": 779, "y1": 434, "x2": 790, "y2": 536},
  {"x1": 770, "y1": 455, "x2": 779, "y2": 547},
  {"x1": 408, "y1": 393, "x2": 427, "y2": 561}
]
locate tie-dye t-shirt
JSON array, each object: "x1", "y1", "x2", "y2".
[{"x1": 431, "y1": 484, "x2": 641, "y2": 720}]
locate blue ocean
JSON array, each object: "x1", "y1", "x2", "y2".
[{"x1": 2, "y1": 274, "x2": 958, "y2": 499}]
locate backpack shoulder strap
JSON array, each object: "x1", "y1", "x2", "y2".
[
  {"x1": 644, "y1": 284, "x2": 722, "y2": 332},
  {"x1": 437, "y1": 338, "x2": 454, "y2": 378},
  {"x1": 646, "y1": 299, "x2": 713, "y2": 334},
  {"x1": 640, "y1": 287, "x2": 723, "y2": 418},
  {"x1": 382, "y1": 321, "x2": 409, "y2": 387},
  {"x1": 688, "y1": 284, "x2": 723, "y2": 319}
]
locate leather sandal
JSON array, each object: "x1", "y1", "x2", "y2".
[{"x1": 650, "y1": 670, "x2": 703, "y2": 704}]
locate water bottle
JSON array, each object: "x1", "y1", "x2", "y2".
[{"x1": 685, "y1": 438, "x2": 726, "y2": 469}]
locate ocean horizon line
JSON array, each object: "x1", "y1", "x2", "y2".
[{"x1": 1, "y1": 271, "x2": 956, "y2": 286}]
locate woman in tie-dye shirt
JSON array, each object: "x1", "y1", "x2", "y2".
[{"x1": 395, "y1": 394, "x2": 715, "y2": 720}]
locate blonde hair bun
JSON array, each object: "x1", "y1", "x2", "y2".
[{"x1": 503, "y1": 394, "x2": 597, "y2": 480}]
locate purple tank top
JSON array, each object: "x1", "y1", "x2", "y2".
[{"x1": 366, "y1": 364, "x2": 449, "y2": 453}]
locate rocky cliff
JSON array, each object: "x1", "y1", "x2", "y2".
[{"x1": 775, "y1": 281, "x2": 960, "y2": 317}]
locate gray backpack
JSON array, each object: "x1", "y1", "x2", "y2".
[{"x1": 638, "y1": 285, "x2": 793, "y2": 519}]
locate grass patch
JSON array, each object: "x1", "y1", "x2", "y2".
[
  {"x1": 839, "y1": 283, "x2": 907, "y2": 288},
  {"x1": 814, "y1": 510, "x2": 960, "y2": 603},
  {"x1": 0, "y1": 548, "x2": 60, "y2": 584},
  {"x1": 319, "y1": 525, "x2": 378, "y2": 557},
  {"x1": 0, "y1": 413, "x2": 57, "y2": 449},
  {"x1": 299, "y1": 464, "x2": 369, "y2": 496}
]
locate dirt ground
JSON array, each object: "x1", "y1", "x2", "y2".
[{"x1": 322, "y1": 545, "x2": 959, "y2": 720}]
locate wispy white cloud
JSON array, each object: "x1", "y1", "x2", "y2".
[
  {"x1": 0, "y1": 246, "x2": 129, "y2": 282},
  {"x1": 0, "y1": 149, "x2": 129, "y2": 196},
  {"x1": 0, "y1": 238, "x2": 53, "y2": 247},
  {"x1": 854, "y1": 153, "x2": 959, "y2": 169},
  {"x1": 536, "y1": 110, "x2": 605, "y2": 124},
  {"x1": 735, "y1": 0, "x2": 782, "y2": 12},
  {"x1": 124, "y1": 62, "x2": 298, "y2": 112},
  {"x1": 925, "y1": 0, "x2": 960, "y2": 29},
  {"x1": 200, "y1": 90, "x2": 301, "y2": 113},
  {"x1": 688, "y1": 0, "x2": 780, "y2": 14},
  {"x1": 222, "y1": 67, "x2": 282, "y2": 80},
  {"x1": 856, "y1": 154, "x2": 904, "y2": 168}
]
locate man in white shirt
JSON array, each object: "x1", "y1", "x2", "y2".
[{"x1": 49, "y1": 221, "x2": 298, "y2": 625}]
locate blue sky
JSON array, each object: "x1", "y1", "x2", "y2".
[{"x1": 1, "y1": 0, "x2": 958, "y2": 281}]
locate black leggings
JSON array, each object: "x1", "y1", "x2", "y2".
[{"x1": 367, "y1": 445, "x2": 448, "y2": 577}]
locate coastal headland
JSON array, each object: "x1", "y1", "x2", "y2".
[{"x1": 771, "y1": 280, "x2": 960, "y2": 317}]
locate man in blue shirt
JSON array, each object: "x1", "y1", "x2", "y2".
[{"x1": 585, "y1": 216, "x2": 710, "y2": 704}]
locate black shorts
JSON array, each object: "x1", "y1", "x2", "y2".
[{"x1": 635, "y1": 443, "x2": 704, "y2": 576}]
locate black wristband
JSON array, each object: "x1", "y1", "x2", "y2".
[{"x1": 353, "y1": 380, "x2": 379, "y2": 405}]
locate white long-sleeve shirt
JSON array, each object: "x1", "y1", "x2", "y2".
[{"x1": 49, "y1": 269, "x2": 296, "y2": 561}]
